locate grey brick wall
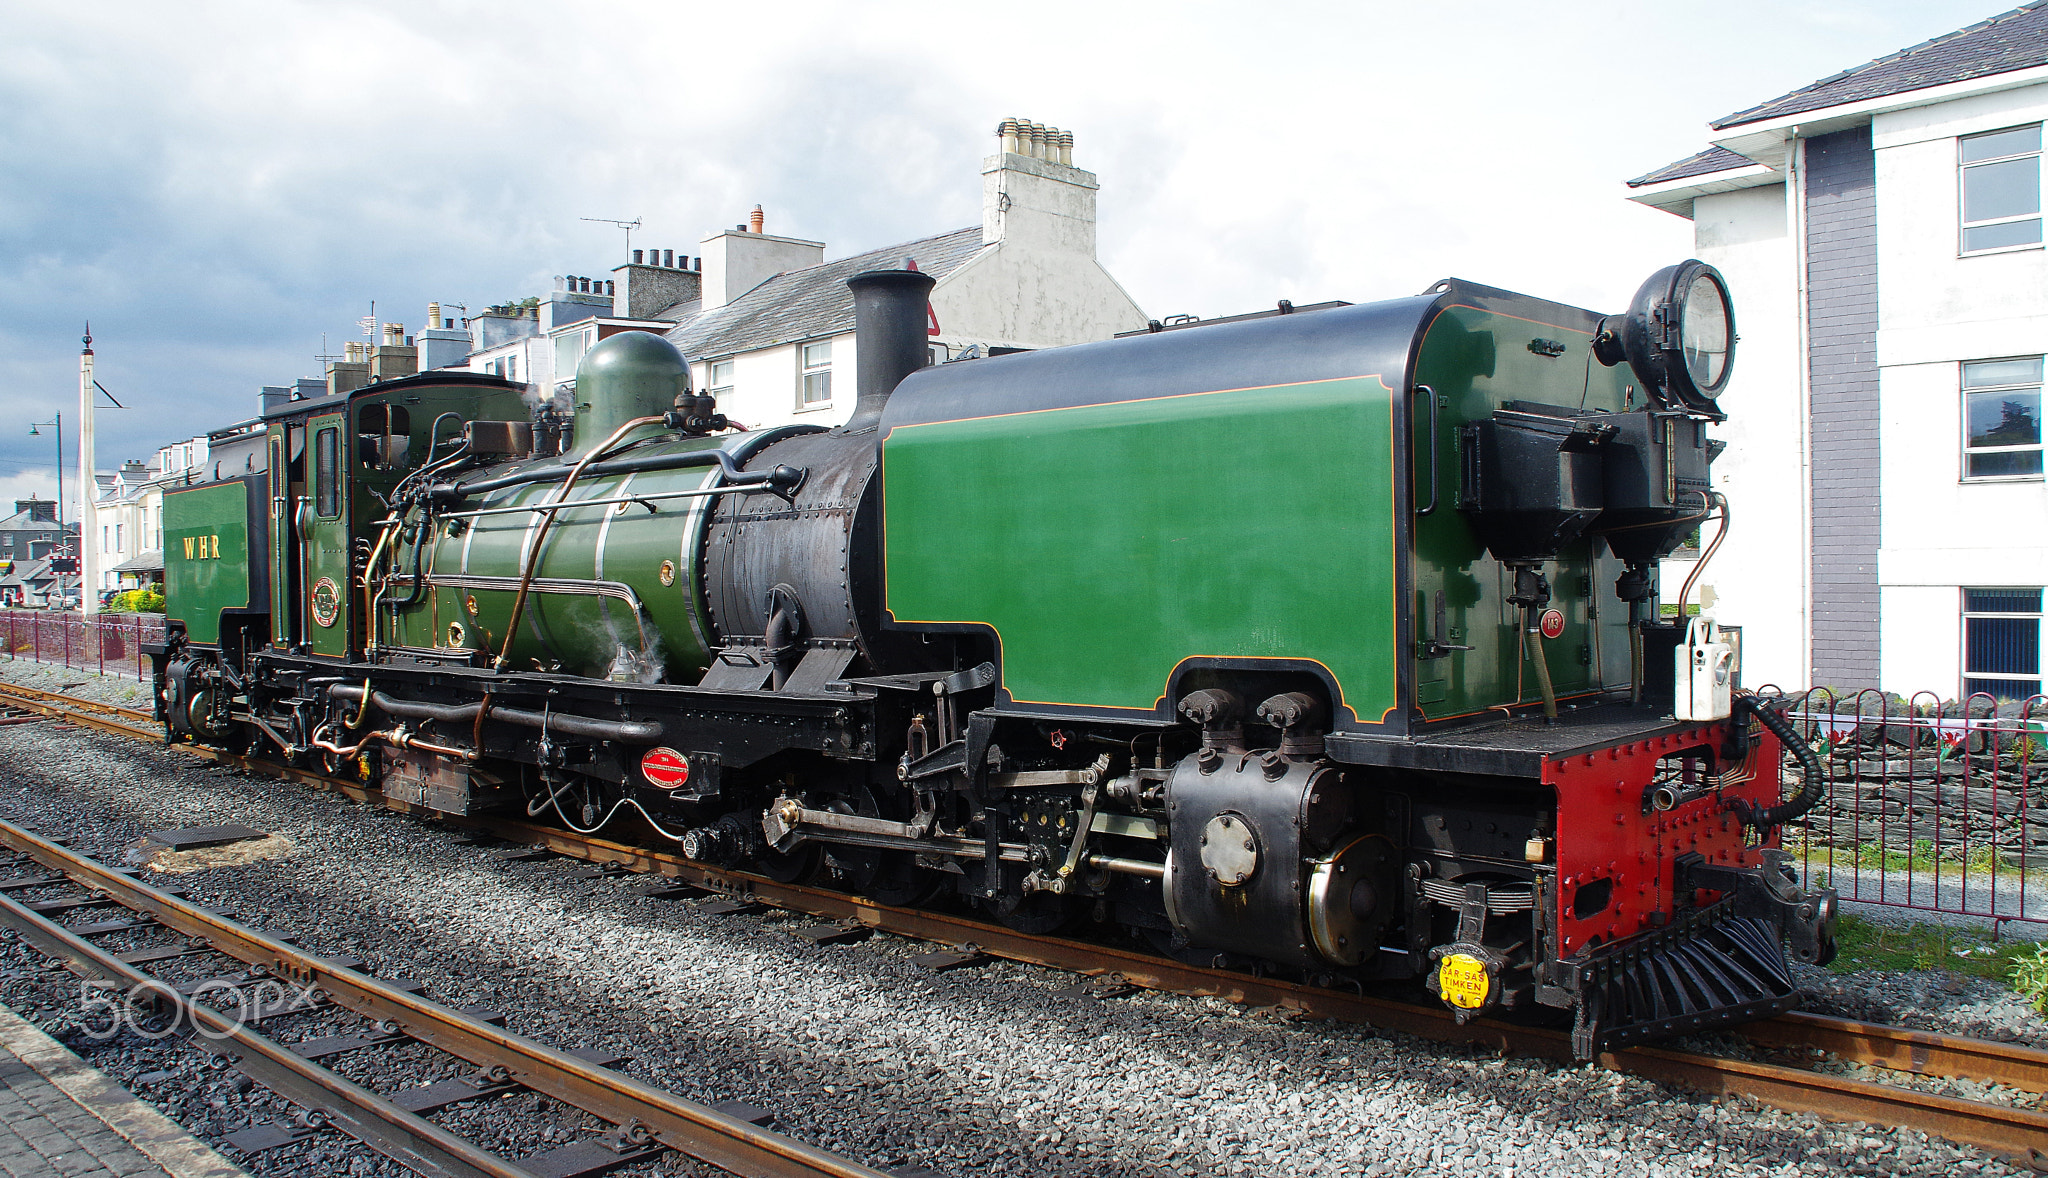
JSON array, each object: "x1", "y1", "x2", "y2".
[{"x1": 1804, "y1": 126, "x2": 1881, "y2": 689}]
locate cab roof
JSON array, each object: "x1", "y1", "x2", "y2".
[{"x1": 258, "y1": 369, "x2": 524, "y2": 421}]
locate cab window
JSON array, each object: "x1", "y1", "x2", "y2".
[{"x1": 315, "y1": 427, "x2": 340, "y2": 517}]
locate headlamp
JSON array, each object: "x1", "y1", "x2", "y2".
[{"x1": 1594, "y1": 260, "x2": 1735, "y2": 420}]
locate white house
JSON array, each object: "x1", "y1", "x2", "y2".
[
  {"x1": 446, "y1": 119, "x2": 1144, "y2": 433},
  {"x1": 89, "y1": 437, "x2": 210, "y2": 599},
  {"x1": 1625, "y1": 3, "x2": 2048, "y2": 701},
  {"x1": 669, "y1": 119, "x2": 1148, "y2": 429}
]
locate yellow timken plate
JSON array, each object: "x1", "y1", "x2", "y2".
[{"x1": 1438, "y1": 952, "x2": 1491, "y2": 1009}]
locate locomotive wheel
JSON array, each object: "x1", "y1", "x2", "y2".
[
  {"x1": 758, "y1": 845, "x2": 821, "y2": 884},
  {"x1": 862, "y1": 851, "x2": 942, "y2": 908},
  {"x1": 989, "y1": 891, "x2": 1082, "y2": 935}
]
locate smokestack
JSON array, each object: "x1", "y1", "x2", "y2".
[
  {"x1": 842, "y1": 268, "x2": 936, "y2": 435},
  {"x1": 749, "y1": 205, "x2": 765, "y2": 234}
]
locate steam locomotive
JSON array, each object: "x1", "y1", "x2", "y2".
[{"x1": 152, "y1": 260, "x2": 1836, "y2": 1057}]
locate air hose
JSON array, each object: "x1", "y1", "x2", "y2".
[{"x1": 1730, "y1": 694, "x2": 1825, "y2": 833}]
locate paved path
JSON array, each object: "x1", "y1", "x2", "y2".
[{"x1": 0, "y1": 1003, "x2": 246, "y2": 1178}]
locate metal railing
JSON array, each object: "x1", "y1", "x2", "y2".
[
  {"x1": 0, "y1": 610, "x2": 164, "y2": 682},
  {"x1": 1766, "y1": 687, "x2": 2048, "y2": 934}
]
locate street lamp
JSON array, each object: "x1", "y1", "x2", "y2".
[{"x1": 27, "y1": 414, "x2": 60, "y2": 526}]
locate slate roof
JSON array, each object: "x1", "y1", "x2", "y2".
[
  {"x1": 1626, "y1": 146, "x2": 1759, "y2": 189},
  {"x1": 1715, "y1": 2, "x2": 2048, "y2": 129},
  {"x1": 0, "y1": 510, "x2": 66, "y2": 534},
  {"x1": 667, "y1": 227, "x2": 988, "y2": 362},
  {"x1": 1629, "y1": 5, "x2": 2048, "y2": 190},
  {"x1": 0, "y1": 557, "x2": 60, "y2": 590},
  {"x1": 110, "y1": 550, "x2": 164, "y2": 574}
]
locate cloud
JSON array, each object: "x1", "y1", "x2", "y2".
[{"x1": 0, "y1": 0, "x2": 1984, "y2": 515}]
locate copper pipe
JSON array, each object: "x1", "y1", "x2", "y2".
[
  {"x1": 313, "y1": 727, "x2": 477, "y2": 762},
  {"x1": 495, "y1": 415, "x2": 666, "y2": 670}
]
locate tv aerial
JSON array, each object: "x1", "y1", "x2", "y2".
[{"x1": 582, "y1": 216, "x2": 642, "y2": 254}]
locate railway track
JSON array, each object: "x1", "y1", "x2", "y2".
[
  {"x1": 0, "y1": 816, "x2": 900, "y2": 1178},
  {"x1": 4, "y1": 677, "x2": 2047, "y2": 1169}
]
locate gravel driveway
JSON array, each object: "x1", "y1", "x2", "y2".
[{"x1": 0, "y1": 699, "x2": 2038, "y2": 1176}]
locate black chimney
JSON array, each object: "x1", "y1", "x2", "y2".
[{"x1": 842, "y1": 268, "x2": 936, "y2": 434}]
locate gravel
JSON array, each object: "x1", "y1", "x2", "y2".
[
  {"x1": 0, "y1": 664, "x2": 2041, "y2": 1176},
  {"x1": 1792, "y1": 958, "x2": 2048, "y2": 1052},
  {"x1": 0, "y1": 654, "x2": 153, "y2": 707}
]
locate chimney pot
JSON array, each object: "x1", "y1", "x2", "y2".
[
  {"x1": 664, "y1": 249, "x2": 674, "y2": 267},
  {"x1": 633, "y1": 249, "x2": 644, "y2": 263},
  {"x1": 1057, "y1": 129, "x2": 1073, "y2": 166},
  {"x1": 605, "y1": 280, "x2": 614, "y2": 296},
  {"x1": 749, "y1": 205, "x2": 765, "y2": 234}
]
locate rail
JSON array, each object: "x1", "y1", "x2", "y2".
[
  {"x1": 0, "y1": 818, "x2": 893, "y2": 1178},
  {"x1": 4, "y1": 679, "x2": 2047, "y2": 1165}
]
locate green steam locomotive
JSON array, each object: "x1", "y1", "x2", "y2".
[{"x1": 154, "y1": 261, "x2": 1834, "y2": 1056}]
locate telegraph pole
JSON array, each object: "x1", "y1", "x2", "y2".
[{"x1": 79, "y1": 326, "x2": 95, "y2": 615}]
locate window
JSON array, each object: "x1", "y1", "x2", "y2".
[
  {"x1": 113, "y1": 523, "x2": 122, "y2": 552},
  {"x1": 708, "y1": 360, "x2": 734, "y2": 397},
  {"x1": 1963, "y1": 588, "x2": 2043, "y2": 700},
  {"x1": 1962, "y1": 357, "x2": 2044, "y2": 479},
  {"x1": 554, "y1": 329, "x2": 590, "y2": 380},
  {"x1": 800, "y1": 341, "x2": 832, "y2": 407},
  {"x1": 314, "y1": 427, "x2": 340, "y2": 517},
  {"x1": 1961, "y1": 125, "x2": 2042, "y2": 253}
]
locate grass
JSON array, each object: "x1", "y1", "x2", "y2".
[
  {"x1": 1826, "y1": 913, "x2": 2035, "y2": 987},
  {"x1": 1792, "y1": 835, "x2": 2045, "y2": 883}
]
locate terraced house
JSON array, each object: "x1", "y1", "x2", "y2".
[
  {"x1": 458, "y1": 120, "x2": 1146, "y2": 432},
  {"x1": 1627, "y1": 3, "x2": 2048, "y2": 700}
]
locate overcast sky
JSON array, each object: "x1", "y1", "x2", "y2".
[{"x1": 0, "y1": 0, "x2": 2003, "y2": 521}]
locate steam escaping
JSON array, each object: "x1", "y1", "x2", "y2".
[
  {"x1": 606, "y1": 640, "x2": 665, "y2": 684},
  {"x1": 599, "y1": 613, "x2": 667, "y2": 684}
]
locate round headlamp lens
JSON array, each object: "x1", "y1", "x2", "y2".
[{"x1": 1680, "y1": 272, "x2": 1731, "y2": 391}]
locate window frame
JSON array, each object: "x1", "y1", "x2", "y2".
[
  {"x1": 1959, "y1": 124, "x2": 2044, "y2": 256},
  {"x1": 1960, "y1": 356, "x2": 2045, "y2": 482},
  {"x1": 798, "y1": 340, "x2": 833, "y2": 410},
  {"x1": 708, "y1": 360, "x2": 734, "y2": 398},
  {"x1": 314, "y1": 426, "x2": 341, "y2": 518},
  {"x1": 1961, "y1": 587, "x2": 2045, "y2": 702}
]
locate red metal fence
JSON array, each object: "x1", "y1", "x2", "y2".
[
  {"x1": 1768, "y1": 687, "x2": 2048, "y2": 935},
  {"x1": 0, "y1": 610, "x2": 165, "y2": 682}
]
